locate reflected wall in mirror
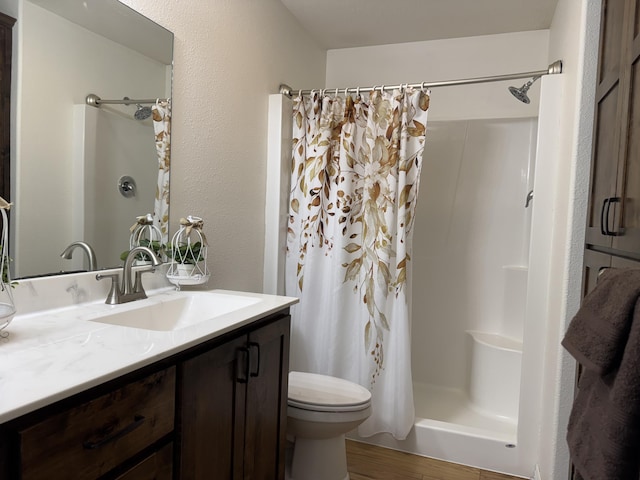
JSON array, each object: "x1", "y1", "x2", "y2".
[{"x1": 10, "y1": 0, "x2": 173, "y2": 279}]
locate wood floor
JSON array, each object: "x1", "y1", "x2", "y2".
[{"x1": 346, "y1": 440, "x2": 525, "y2": 480}]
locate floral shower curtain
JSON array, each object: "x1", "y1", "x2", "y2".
[
  {"x1": 152, "y1": 100, "x2": 171, "y2": 244},
  {"x1": 285, "y1": 88, "x2": 429, "y2": 439}
]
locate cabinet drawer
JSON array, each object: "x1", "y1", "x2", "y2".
[
  {"x1": 19, "y1": 367, "x2": 176, "y2": 480},
  {"x1": 115, "y1": 442, "x2": 173, "y2": 480}
]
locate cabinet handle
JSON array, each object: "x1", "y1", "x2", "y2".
[
  {"x1": 606, "y1": 197, "x2": 624, "y2": 236},
  {"x1": 600, "y1": 198, "x2": 610, "y2": 235},
  {"x1": 249, "y1": 342, "x2": 261, "y2": 377},
  {"x1": 236, "y1": 347, "x2": 250, "y2": 383},
  {"x1": 82, "y1": 414, "x2": 145, "y2": 450}
]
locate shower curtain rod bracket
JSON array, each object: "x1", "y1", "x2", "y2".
[{"x1": 279, "y1": 84, "x2": 293, "y2": 97}]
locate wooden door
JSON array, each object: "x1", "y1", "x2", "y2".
[
  {"x1": 178, "y1": 335, "x2": 247, "y2": 480},
  {"x1": 613, "y1": 0, "x2": 640, "y2": 253},
  {"x1": 582, "y1": 249, "x2": 612, "y2": 296},
  {"x1": 242, "y1": 317, "x2": 290, "y2": 480},
  {"x1": 586, "y1": 0, "x2": 628, "y2": 248}
]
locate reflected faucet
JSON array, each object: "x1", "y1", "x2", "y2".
[
  {"x1": 96, "y1": 246, "x2": 161, "y2": 304},
  {"x1": 60, "y1": 241, "x2": 98, "y2": 271}
]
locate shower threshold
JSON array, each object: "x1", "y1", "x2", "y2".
[{"x1": 348, "y1": 382, "x2": 522, "y2": 474}]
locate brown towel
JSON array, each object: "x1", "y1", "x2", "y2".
[{"x1": 562, "y1": 268, "x2": 640, "y2": 480}]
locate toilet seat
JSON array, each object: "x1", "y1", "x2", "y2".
[{"x1": 288, "y1": 371, "x2": 371, "y2": 412}]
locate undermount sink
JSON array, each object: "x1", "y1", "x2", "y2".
[{"x1": 88, "y1": 291, "x2": 261, "y2": 331}]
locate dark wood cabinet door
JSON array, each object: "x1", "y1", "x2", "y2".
[
  {"x1": 587, "y1": 0, "x2": 640, "y2": 255},
  {"x1": 613, "y1": 0, "x2": 640, "y2": 252},
  {"x1": 115, "y1": 443, "x2": 173, "y2": 480},
  {"x1": 0, "y1": 12, "x2": 15, "y2": 202},
  {"x1": 178, "y1": 335, "x2": 247, "y2": 480},
  {"x1": 587, "y1": 0, "x2": 628, "y2": 248},
  {"x1": 582, "y1": 249, "x2": 613, "y2": 296},
  {"x1": 243, "y1": 317, "x2": 290, "y2": 480}
]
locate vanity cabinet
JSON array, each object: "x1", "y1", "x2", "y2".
[
  {"x1": 0, "y1": 309, "x2": 291, "y2": 480},
  {"x1": 178, "y1": 316, "x2": 290, "y2": 480},
  {"x1": 12, "y1": 367, "x2": 176, "y2": 480}
]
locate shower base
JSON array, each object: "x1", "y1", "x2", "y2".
[
  {"x1": 413, "y1": 382, "x2": 516, "y2": 441},
  {"x1": 349, "y1": 382, "x2": 523, "y2": 476}
]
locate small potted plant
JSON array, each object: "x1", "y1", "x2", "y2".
[
  {"x1": 166, "y1": 215, "x2": 209, "y2": 286},
  {"x1": 120, "y1": 239, "x2": 164, "y2": 265},
  {"x1": 166, "y1": 240, "x2": 204, "y2": 276}
]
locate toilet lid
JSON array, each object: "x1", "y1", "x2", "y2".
[{"x1": 288, "y1": 371, "x2": 371, "y2": 412}]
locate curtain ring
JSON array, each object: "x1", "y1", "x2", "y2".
[
  {"x1": 335, "y1": 87, "x2": 339, "y2": 97},
  {"x1": 421, "y1": 82, "x2": 427, "y2": 93},
  {"x1": 380, "y1": 84, "x2": 385, "y2": 93},
  {"x1": 298, "y1": 89, "x2": 302, "y2": 98},
  {"x1": 356, "y1": 86, "x2": 360, "y2": 99}
]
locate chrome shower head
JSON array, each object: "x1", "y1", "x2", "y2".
[
  {"x1": 508, "y1": 75, "x2": 541, "y2": 104},
  {"x1": 134, "y1": 104, "x2": 152, "y2": 120}
]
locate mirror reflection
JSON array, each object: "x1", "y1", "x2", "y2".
[{"x1": 11, "y1": 0, "x2": 173, "y2": 279}]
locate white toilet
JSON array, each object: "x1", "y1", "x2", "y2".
[{"x1": 286, "y1": 371, "x2": 372, "y2": 480}]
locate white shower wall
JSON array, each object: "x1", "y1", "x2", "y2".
[{"x1": 412, "y1": 118, "x2": 537, "y2": 391}]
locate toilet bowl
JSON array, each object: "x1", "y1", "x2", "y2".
[{"x1": 286, "y1": 371, "x2": 372, "y2": 480}]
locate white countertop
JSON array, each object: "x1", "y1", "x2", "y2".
[{"x1": 0, "y1": 269, "x2": 298, "y2": 424}]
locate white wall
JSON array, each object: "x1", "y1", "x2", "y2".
[
  {"x1": 326, "y1": 30, "x2": 550, "y2": 121},
  {"x1": 15, "y1": 1, "x2": 168, "y2": 277},
  {"x1": 119, "y1": 0, "x2": 326, "y2": 293},
  {"x1": 533, "y1": 0, "x2": 600, "y2": 478}
]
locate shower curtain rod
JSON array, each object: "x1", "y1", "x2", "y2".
[
  {"x1": 85, "y1": 93, "x2": 169, "y2": 107},
  {"x1": 279, "y1": 60, "x2": 562, "y2": 97}
]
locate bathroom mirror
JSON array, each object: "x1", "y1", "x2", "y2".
[{"x1": 11, "y1": 0, "x2": 173, "y2": 279}]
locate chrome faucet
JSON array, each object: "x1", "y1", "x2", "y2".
[
  {"x1": 60, "y1": 241, "x2": 98, "y2": 271},
  {"x1": 96, "y1": 246, "x2": 161, "y2": 304}
]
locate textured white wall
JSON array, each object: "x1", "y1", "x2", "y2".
[
  {"x1": 118, "y1": 0, "x2": 326, "y2": 292},
  {"x1": 535, "y1": 0, "x2": 600, "y2": 478}
]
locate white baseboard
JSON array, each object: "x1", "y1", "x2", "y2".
[{"x1": 531, "y1": 465, "x2": 541, "y2": 480}]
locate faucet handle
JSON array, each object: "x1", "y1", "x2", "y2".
[
  {"x1": 133, "y1": 266, "x2": 156, "y2": 297},
  {"x1": 96, "y1": 272, "x2": 121, "y2": 305}
]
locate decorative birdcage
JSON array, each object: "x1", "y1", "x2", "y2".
[
  {"x1": 166, "y1": 216, "x2": 209, "y2": 287},
  {"x1": 123, "y1": 213, "x2": 164, "y2": 265},
  {"x1": 0, "y1": 198, "x2": 16, "y2": 338}
]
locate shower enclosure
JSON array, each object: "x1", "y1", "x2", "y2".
[
  {"x1": 264, "y1": 92, "x2": 541, "y2": 477},
  {"x1": 350, "y1": 117, "x2": 538, "y2": 474}
]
